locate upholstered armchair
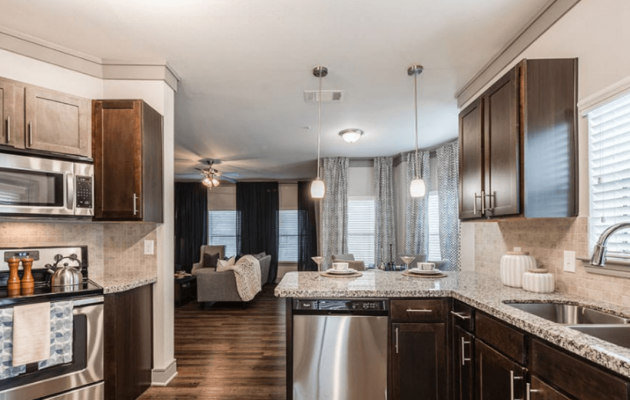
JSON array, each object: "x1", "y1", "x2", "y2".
[
  {"x1": 192, "y1": 245, "x2": 271, "y2": 305},
  {"x1": 331, "y1": 254, "x2": 366, "y2": 271}
]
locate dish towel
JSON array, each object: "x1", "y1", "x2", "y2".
[
  {"x1": 12, "y1": 302, "x2": 51, "y2": 366},
  {"x1": 38, "y1": 300, "x2": 74, "y2": 370},
  {"x1": 0, "y1": 307, "x2": 26, "y2": 380}
]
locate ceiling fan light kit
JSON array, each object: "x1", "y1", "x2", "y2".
[
  {"x1": 311, "y1": 65, "x2": 328, "y2": 199},
  {"x1": 339, "y1": 128, "x2": 363, "y2": 143},
  {"x1": 408, "y1": 64, "x2": 426, "y2": 198}
]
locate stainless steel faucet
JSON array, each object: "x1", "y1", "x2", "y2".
[{"x1": 590, "y1": 222, "x2": 630, "y2": 266}]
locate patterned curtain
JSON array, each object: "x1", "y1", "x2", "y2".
[
  {"x1": 374, "y1": 157, "x2": 396, "y2": 265},
  {"x1": 321, "y1": 157, "x2": 349, "y2": 269},
  {"x1": 436, "y1": 142, "x2": 460, "y2": 270},
  {"x1": 404, "y1": 151, "x2": 431, "y2": 256}
]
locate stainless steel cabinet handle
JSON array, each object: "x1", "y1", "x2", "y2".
[
  {"x1": 66, "y1": 173, "x2": 74, "y2": 211},
  {"x1": 461, "y1": 337, "x2": 471, "y2": 366},
  {"x1": 395, "y1": 327, "x2": 399, "y2": 354},
  {"x1": 473, "y1": 192, "x2": 478, "y2": 214},
  {"x1": 28, "y1": 122, "x2": 33, "y2": 146},
  {"x1": 6, "y1": 116, "x2": 10, "y2": 143},
  {"x1": 510, "y1": 371, "x2": 523, "y2": 400},
  {"x1": 481, "y1": 190, "x2": 486, "y2": 214},
  {"x1": 406, "y1": 308, "x2": 433, "y2": 313},
  {"x1": 525, "y1": 383, "x2": 540, "y2": 400},
  {"x1": 451, "y1": 311, "x2": 471, "y2": 320},
  {"x1": 133, "y1": 193, "x2": 138, "y2": 215},
  {"x1": 485, "y1": 191, "x2": 495, "y2": 211}
]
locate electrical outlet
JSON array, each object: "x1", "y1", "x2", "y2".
[
  {"x1": 564, "y1": 250, "x2": 576, "y2": 272},
  {"x1": 144, "y1": 240, "x2": 154, "y2": 255}
]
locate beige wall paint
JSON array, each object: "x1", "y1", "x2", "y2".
[{"x1": 463, "y1": 0, "x2": 630, "y2": 308}]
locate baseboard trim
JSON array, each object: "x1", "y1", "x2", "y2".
[{"x1": 152, "y1": 359, "x2": 178, "y2": 386}]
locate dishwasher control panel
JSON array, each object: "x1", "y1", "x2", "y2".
[{"x1": 294, "y1": 299, "x2": 388, "y2": 311}]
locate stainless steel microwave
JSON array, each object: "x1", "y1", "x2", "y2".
[{"x1": 0, "y1": 152, "x2": 94, "y2": 217}]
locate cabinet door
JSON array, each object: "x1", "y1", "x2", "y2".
[
  {"x1": 25, "y1": 85, "x2": 91, "y2": 157},
  {"x1": 0, "y1": 78, "x2": 24, "y2": 148},
  {"x1": 483, "y1": 67, "x2": 520, "y2": 217},
  {"x1": 528, "y1": 376, "x2": 573, "y2": 400},
  {"x1": 459, "y1": 97, "x2": 484, "y2": 220},
  {"x1": 453, "y1": 327, "x2": 474, "y2": 400},
  {"x1": 391, "y1": 323, "x2": 447, "y2": 400},
  {"x1": 475, "y1": 340, "x2": 526, "y2": 400},
  {"x1": 92, "y1": 100, "x2": 143, "y2": 220}
]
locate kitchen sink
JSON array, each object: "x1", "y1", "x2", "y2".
[
  {"x1": 570, "y1": 325, "x2": 630, "y2": 349},
  {"x1": 504, "y1": 302, "x2": 630, "y2": 325}
]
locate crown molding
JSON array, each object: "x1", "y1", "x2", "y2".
[
  {"x1": 456, "y1": 0, "x2": 580, "y2": 108},
  {"x1": 0, "y1": 25, "x2": 179, "y2": 91}
]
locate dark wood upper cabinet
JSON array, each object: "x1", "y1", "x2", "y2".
[
  {"x1": 458, "y1": 58, "x2": 578, "y2": 220},
  {"x1": 475, "y1": 340, "x2": 527, "y2": 400},
  {"x1": 0, "y1": 78, "x2": 25, "y2": 149},
  {"x1": 93, "y1": 100, "x2": 163, "y2": 222}
]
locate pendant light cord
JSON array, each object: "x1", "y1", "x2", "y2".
[
  {"x1": 414, "y1": 71, "x2": 419, "y2": 180},
  {"x1": 317, "y1": 69, "x2": 322, "y2": 179}
]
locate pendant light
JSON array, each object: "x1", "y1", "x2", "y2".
[
  {"x1": 408, "y1": 64, "x2": 426, "y2": 198},
  {"x1": 311, "y1": 66, "x2": 327, "y2": 199}
]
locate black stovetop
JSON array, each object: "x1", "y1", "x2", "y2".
[{"x1": 0, "y1": 280, "x2": 103, "y2": 307}]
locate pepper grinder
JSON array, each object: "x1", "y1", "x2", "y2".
[
  {"x1": 21, "y1": 256, "x2": 35, "y2": 295},
  {"x1": 7, "y1": 256, "x2": 21, "y2": 297}
]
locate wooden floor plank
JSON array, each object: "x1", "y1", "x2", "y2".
[{"x1": 139, "y1": 284, "x2": 286, "y2": 400}]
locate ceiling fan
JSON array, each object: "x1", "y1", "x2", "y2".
[{"x1": 195, "y1": 160, "x2": 238, "y2": 189}]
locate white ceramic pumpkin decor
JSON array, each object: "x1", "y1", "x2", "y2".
[
  {"x1": 522, "y1": 268, "x2": 555, "y2": 293},
  {"x1": 500, "y1": 251, "x2": 537, "y2": 288}
]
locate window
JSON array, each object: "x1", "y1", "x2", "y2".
[
  {"x1": 347, "y1": 197, "x2": 375, "y2": 266},
  {"x1": 279, "y1": 210, "x2": 298, "y2": 262},
  {"x1": 428, "y1": 191, "x2": 441, "y2": 261},
  {"x1": 208, "y1": 211, "x2": 237, "y2": 257},
  {"x1": 588, "y1": 92, "x2": 630, "y2": 253}
]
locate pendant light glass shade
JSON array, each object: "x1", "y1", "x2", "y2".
[
  {"x1": 311, "y1": 178, "x2": 325, "y2": 198},
  {"x1": 410, "y1": 178, "x2": 426, "y2": 198}
]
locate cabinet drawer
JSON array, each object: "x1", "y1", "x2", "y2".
[
  {"x1": 391, "y1": 299, "x2": 447, "y2": 322},
  {"x1": 476, "y1": 312, "x2": 526, "y2": 365},
  {"x1": 452, "y1": 300, "x2": 475, "y2": 332},
  {"x1": 530, "y1": 339, "x2": 630, "y2": 400}
]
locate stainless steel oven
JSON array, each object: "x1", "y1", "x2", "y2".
[
  {"x1": 0, "y1": 152, "x2": 93, "y2": 217},
  {"x1": 0, "y1": 296, "x2": 104, "y2": 400}
]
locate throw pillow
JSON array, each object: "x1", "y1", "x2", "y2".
[
  {"x1": 203, "y1": 252, "x2": 220, "y2": 270},
  {"x1": 253, "y1": 252, "x2": 266, "y2": 260},
  {"x1": 216, "y1": 256, "x2": 236, "y2": 272}
]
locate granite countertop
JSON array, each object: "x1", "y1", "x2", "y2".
[
  {"x1": 90, "y1": 275, "x2": 157, "y2": 294},
  {"x1": 275, "y1": 270, "x2": 630, "y2": 379}
]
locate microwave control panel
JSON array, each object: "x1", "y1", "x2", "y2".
[{"x1": 76, "y1": 176, "x2": 93, "y2": 209}]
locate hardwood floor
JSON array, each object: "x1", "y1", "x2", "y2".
[{"x1": 139, "y1": 284, "x2": 286, "y2": 400}]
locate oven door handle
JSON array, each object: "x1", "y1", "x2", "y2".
[{"x1": 66, "y1": 172, "x2": 75, "y2": 212}]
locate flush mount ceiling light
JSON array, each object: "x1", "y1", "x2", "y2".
[
  {"x1": 311, "y1": 65, "x2": 328, "y2": 199},
  {"x1": 339, "y1": 128, "x2": 364, "y2": 144},
  {"x1": 408, "y1": 64, "x2": 426, "y2": 198}
]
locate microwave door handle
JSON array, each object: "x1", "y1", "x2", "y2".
[{"x1": 66, "y1": 172, "x2": 75, "y2": 211}]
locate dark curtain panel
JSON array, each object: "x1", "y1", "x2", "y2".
[
  {"x1": 174, "y1": 182, "x2": 208, "y2": 273},
  {"x1": 236, "y1": 182, "x2": 279, "y2": 283},
  {"x1": 297, "y1": 181, "x2": 318, "y2": 271}
]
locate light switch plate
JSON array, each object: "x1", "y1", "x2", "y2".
[
  {"x1": 564, "y1": 250, "x2": 576, "y2": 272},
  {"x1": 144, "y1": 240, "x2": 155, "y2": 255}
]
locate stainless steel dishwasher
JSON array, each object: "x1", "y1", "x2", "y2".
[{"x1": 292, "y1": 299, "x2": 388, "y2": 400}]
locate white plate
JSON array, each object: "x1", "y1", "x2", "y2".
[
  {"x1": 408, "y1": 268, "x2": 442, "y2": 275},
  {"x1": 326, "y1": 268, "x2": 357, "y2": 275}
]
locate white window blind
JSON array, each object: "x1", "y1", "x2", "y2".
[
  {"x1": 208, "y1": 211, "x2": 238, "y2": 257},
  {"x1": 428, "y1": 191, "x2": 442, "y2": 261},
  {"x1": 588, "y1": 92, "x2": 630, "y2": 254},
  {"x1": 347, "y1": 197, "x2": 375, "y2": 266},
  {"x1": 279, "y1": 210, "x2": 298, "y2": 262}
]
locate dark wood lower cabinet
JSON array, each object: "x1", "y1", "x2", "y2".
[
  {"x1": 529, "y1": 376, "x2": 573, "y2": 400},
  {"x1": 391, "y1": 322, "x2": 447, "y2": 400},
  {"x1": 475, "y1": 340, "x2": 526, "y2": 400},
  {"x1": 104, "y1": 284, "x2": 153, "y2": 400},
  {"x1": 453, "y1": 327, "x2": 474, "y2": 400}
]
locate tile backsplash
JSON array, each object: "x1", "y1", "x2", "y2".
[
  {"x1": 0, "y1": 221, "x2": 158, "y2": 279},
  {"x1": 472, "y1": 217, "x2": 630, "y2": 309}
]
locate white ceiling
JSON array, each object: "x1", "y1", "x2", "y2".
[{"x1": 0, "y1": 0, "x2": 550, "y2": 181}]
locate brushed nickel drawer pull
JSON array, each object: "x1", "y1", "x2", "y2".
[
  {"x1": 406, "y1": 308, "x2": 433, "y2": 313},
  {"x1": 133, "y1": 193, "x2": 138, "y2": 215},
  {"x1": 28, "y1": 121, "x2": 33, "y2": 146},
  {"x1": 6, "y1": 116, "x2": 10, "y2": 143},
  {"x1": 451, "y1": 311, "x2": 471, "y2": 320},
  {"x1": 461, "y1": 337, "x2": 471, "y2": 366},
  {"x1": 395, "y1": 327, "x2": 399, "y2": 354},
  {"x1": 510, "y1": 371, "x2": 523, "y2": 400},
  {"x1": 526, "y1": 383, "x2": 541, "y2": 400}
]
